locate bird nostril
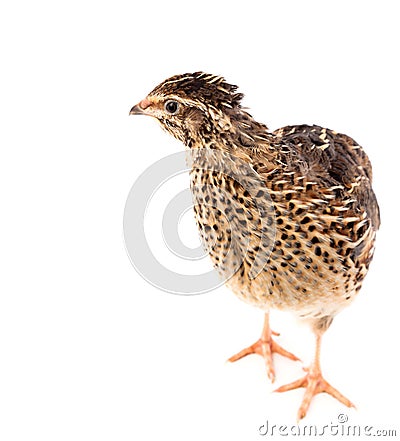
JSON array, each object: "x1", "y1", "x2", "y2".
[{"x1": 139, "y1": 98, "x2": 151, "y2": 110}]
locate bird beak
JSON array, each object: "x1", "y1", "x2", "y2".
[{"x1": 129, "y1": 98, "x2": 151, "y2": 116}]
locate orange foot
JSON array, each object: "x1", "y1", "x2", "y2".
[
  {"x1": 228, "y1": 331, "x2": 300, "y2": 382},
  {"x1": 275, "y1": 369, "x2": 355, "y2": 420}
]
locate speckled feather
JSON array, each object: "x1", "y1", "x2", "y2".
[{"x1": 138, "y1": 72, "x2": 380, "y2": 331}]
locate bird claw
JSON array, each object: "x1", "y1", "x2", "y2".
[
  {"x1": 275, "y1": 369, "x2": 355, "y2": 421},
  {"x1": 228, "y1": 335, "x2": 300, "y2": 382}
]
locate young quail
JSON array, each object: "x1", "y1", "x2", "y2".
[{"x1": 129, "y1": 72, "x2": 380, "y2": 420}]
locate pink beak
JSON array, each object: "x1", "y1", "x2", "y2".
[{"x1": 129, "y1": 98, "x2": 151, "y2": 115}]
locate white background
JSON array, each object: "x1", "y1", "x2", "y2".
[{"x1": 1, "y1": 1, "x2": 399, "y2": 440}]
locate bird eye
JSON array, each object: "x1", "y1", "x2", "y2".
[{"x1": 164, "y1": 100, "x2": 179, "y2": 114}]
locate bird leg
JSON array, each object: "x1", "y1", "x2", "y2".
[
  {"x1": 275, "y1": 332, "x2": 355, "y2": 420},
  {"x1": 228, "y1": 312, "x2": 300, "y2": 382}
]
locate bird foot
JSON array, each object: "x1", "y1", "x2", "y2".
[
  {"x1": 275, "y1": 369, "x2": 355, "y2": 421},
  {"x1": 228, "y1": 334, "x2": 300, "y2": 382}
]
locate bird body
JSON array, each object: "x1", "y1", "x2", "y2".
[
  {"x1": 190, "y1": 122, "x2": 379, "y2": 329},
  {"x1": 130, "y1": 72, "x2": 380, "y2": 419}
]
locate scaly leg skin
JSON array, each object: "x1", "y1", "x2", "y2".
[
  {"x1": 228, "y1": 312, "x2": 300, "y2": 382},
  {"x1": 275, "y1": 332, "x2": 355, "y2": 421}
]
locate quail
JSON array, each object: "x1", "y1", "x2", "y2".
[{"x1": 129, "y1": 72, "x2": 380, "y2": 420}]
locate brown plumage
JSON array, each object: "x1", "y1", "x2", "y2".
[{"x1": 130, "y1": 72, "x2": 380, "y2": 420}]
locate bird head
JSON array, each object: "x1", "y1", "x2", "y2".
[{"x1": 129, "y1": 72, "x2": 244, "y2": 146}]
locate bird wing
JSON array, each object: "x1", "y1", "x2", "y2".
[{"x1": 273, "y1": 124, "x2": 380, "y2": 231}]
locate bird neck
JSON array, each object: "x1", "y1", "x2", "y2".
[
  {"x1": 185, "y1": 110, "x2": 280, "y2": 181},
  {"x1": 185, "y1": 108, "x2": 275, "y2": 155},
  {"x1": 185, "y1": 111, "x2": 281, "y2": 180}
]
